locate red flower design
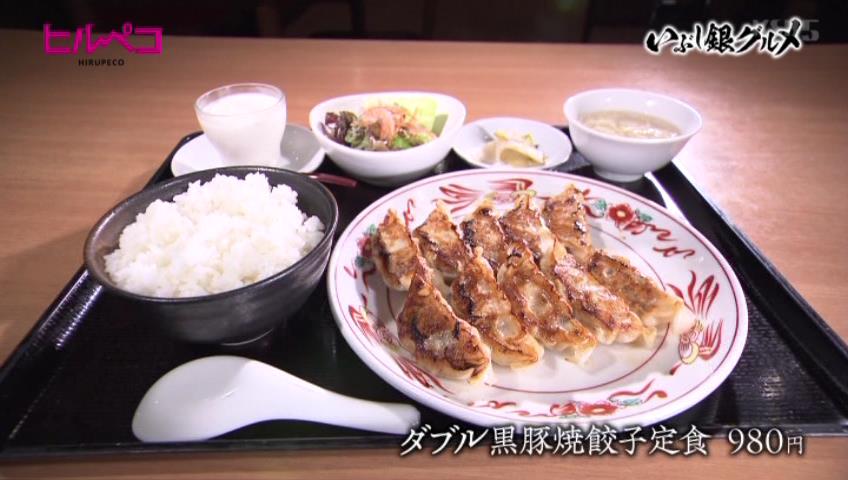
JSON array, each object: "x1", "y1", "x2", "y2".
[
  {"x1": 578, "y1": 401, "x2": 618, "y2": 416},
  {"x1": 608, "y1": 203, "x2": 636, "y2": 227},
  {"x1": 550, "y1": 402, "x2": 578, "y2": 416}
]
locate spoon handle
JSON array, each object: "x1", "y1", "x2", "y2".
[
  {"x1": 289, "y1": 390, "x2": 421, "y2": 435},
  {"x1": 266, "y1": 362, "x2": 420, "y2": 435}
]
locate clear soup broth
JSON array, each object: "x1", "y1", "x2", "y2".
[{"x1": 580, "y1": 110, "x2": 681, "y2": 139}]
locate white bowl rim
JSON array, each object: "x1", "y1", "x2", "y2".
[
  {"x1": 308, "y1": 90, "x2": 467, "y2": 157},
  {"x1": 564, "y1": 88, "x2": 703, "y2": 145}
]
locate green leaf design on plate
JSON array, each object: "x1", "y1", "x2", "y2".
[
  {"x1": 355, "y1": 255, "x2": 370, "y2": 269},
  {"x1": 593, "y1": 199, "x2": 608, "y2": 214},
  {"x1": 636, "y1": 209, "x2": 653, "y2": 223}
]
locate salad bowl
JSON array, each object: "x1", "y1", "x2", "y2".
[{"x1": 309, "y1": 91, "x2": 466, "y2": 186}]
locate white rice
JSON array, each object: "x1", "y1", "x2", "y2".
[{"x1": 104, "y1": 173, "x2": 325, "y2": 298}]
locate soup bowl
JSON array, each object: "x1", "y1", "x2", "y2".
[{"x1": 564, "y1": 88, "x2": 702, "y2": 182}]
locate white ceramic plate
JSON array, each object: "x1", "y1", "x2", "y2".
[
  {"x1": 327, "y1": 169, "x2": 747, "y2": 430},
  {"x1": 171, "y1": 124, "x2": 324, "y2": 177},
  {"x1": 452, "y1": 117, "x2": 573, "y2": 170}
]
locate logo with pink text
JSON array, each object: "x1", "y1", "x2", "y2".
[{"x1": 44, "y1": 22, "x2": 163, "y2": 66}]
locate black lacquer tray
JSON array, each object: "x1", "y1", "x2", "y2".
[{"x1": 1, "y1": 130, "x2": 846, "y2": 459}]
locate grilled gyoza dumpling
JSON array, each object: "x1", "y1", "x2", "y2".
[
  {"x1": 460, "y1": 199, "x2": 509, "y2": 271},
  {"x1": 550, "y1": 244, "x2": 655, "y2": 345},
  {"x1": 499, "y1": 193, "x2": 556, "y2": 265},
  {"x1": 586, "y1": 250, "x2": 683, "y2": 329},
  {"x1": 542, "y1": 184, "x2": 594, "y2": 263},
  {"x1": 497, "y1": 193, "x2": 649, "y2": 347},
  {"x1": 543, "y1": 185, "x2": 679, "y2": 335},
  {"x1": 452, "y1": 248, "x2": 544, "y2": 368},
  {"x1": 371, "y1": 209, "x2": 421, "y2": 291},
  {"x1": 497, "y1": 244, "x2": 597, "y2": 364},
  {"x1": 413, "y1": 200, "x2": 470, "y2": 284},
  {"x1": 396, "y1": 259, "x2": 491, "y2": 383}
]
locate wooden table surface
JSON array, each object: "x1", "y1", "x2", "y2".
[{"x1": 0, "y1": 29, "x2": 846, "y2": 478}]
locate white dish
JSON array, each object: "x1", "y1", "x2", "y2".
[
  {"x1": 327, "y1": 169, "x2": 747, "y2": 430},
  {"x1": 308, "y1": 91, "x2": 466, "y2": 187},
  {"x1": 452, "y1": 117, "x2": 572, "y2": 170},
  {"x1": 170, "y1": 123, "x2": 324, "y2": 177},
  {"x1": 564, "y1": 88, "x2": 702, "y2": 182}
]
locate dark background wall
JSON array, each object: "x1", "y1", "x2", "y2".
[{"x1": 3, "y1": 0, "x2": 846, "y2": 43}]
